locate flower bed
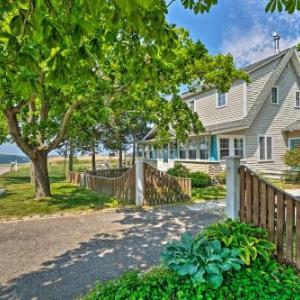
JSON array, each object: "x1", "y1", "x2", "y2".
[{"x1": 83, "y1": 220, "x2": 300, "y2": 300}]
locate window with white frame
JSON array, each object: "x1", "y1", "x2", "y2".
[
  {"x1": 199, "y1": 136, "x2": 209, "y2": 160},
  {"x1": 188, "y1": 139, "x2": 197, "y2": 159},
  {"x1": 234, "y1": 138, "x2": 244, "y2": 158},
  {"x1": 188, "y1": 100, "x2": 195, "y2": 112},
  {"x1": 296, "y1": 91, "x2": 300, "y2": 108},
  {"x1": 169, "y1": 142, "x2": 177, "y2": 159},
  {"x1": 259, "y1": 136, "x2": 273, "y2": 161},
  {"x1": 149, "y1": 144, "x2": 155, "y2": 159},
  {"x1": 179, "y1": 143, "x2": 186, "y2": 159},
  {"x1": 217, "y1": 93, "x2": 227, "y2": 108},
  {"x1": 271, "y1": 87, "x2": 279, "y2": 104},
  {"x1": 220, "y1": 138, "x2": 229, "y2": 159},
  {"x1": 143, "y1": 145, "x2": 148, "y2": 158}
]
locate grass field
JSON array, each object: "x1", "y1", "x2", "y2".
[{"x1": 0, "y1": 165, "x2": 121, "y2": 220}]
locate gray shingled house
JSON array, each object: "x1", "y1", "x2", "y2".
[{"x1": 138, "y1": 46, "x2": 300, "y2": 176}]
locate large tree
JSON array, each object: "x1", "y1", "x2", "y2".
[{"x1": 1, "y1": 0, "x2": 287, "y2": 199}]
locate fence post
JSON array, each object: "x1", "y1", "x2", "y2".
[
  {"x1": 80, "y1": 172, "x2": 87, "y2": 188},
  {"x1": 226, "y1": 156, "x2": 241, "y2": 219},
  {"x1": 135, "y1": 157, "x2": 144, "y2": 206}
]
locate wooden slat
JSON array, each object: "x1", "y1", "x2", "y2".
[
  {"x1": 286, "y1": 197, "x2": 294, "y2": 263},
  {"x1": 245, "y1": 171, "x2": 252, "y2": 223},
  {"x1": 252, "y1": 176, "x2": 259, "y2": 226},
  {"x1": 260, "y1": 182, "x2": 267, "y2": 229},
  {"x1": 296, "y1": 201, "x2": 300, "y2": 269},
  {"x1": 276, "y1": 192, "x2": 284, "y2": 260},
  {"x1": 240, "y1": 167, "x2": 245, "y2": 221},
  {"x1": 267, "y1": 185, "x2": 275, "y2": 243}
]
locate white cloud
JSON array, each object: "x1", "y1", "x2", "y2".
[{"x1": 220, "y1": 0, "x2": 300, "y2": 67}]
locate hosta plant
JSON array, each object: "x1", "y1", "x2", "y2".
[
  {"x1": 161, "y1": 232, "x2": 243, "y2": 288},
  {"x1": 204, "y1": 219, "x2": 275, "y2": 265}
]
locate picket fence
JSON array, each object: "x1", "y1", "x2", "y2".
[
  {"x1": 69, "y1": 163, "x2": 191, "y2": 206},
  {"x1": 240, "y1": 165, "x2": 300, "y2": 269}
]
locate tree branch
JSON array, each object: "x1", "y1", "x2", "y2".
[
  {"x1": 4, "y1": 108, "x2": 36, "y2": 160},
  {"x1": 46, "y1": 99, "x2": 82, "y2": 151}
]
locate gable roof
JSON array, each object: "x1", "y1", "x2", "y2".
[
  {"x1": 142, "y1": 127, "x2": 176, "y2": 141},
  {"x1": 207, "y1": 47, "x2": 299, "y2": 133}
]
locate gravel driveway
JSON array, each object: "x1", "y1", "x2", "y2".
[{"x1": 0, "y1": 201, "x2": 225, "y2": 300}]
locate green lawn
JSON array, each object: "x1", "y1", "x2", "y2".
[
  {"x1": 0, "y1": 165, "x2": 120, "y2": 220},
  {"x1": 192, "y1": 185, "x2": 226, "y2": 201}
]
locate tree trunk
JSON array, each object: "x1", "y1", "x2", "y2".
[
  {"x1": 118, "y1": 147, "x2": 123, "y2": 168},
  {"x1": 91, "y1": 145, "x2": 96, "y2": 174},
  {"x1": 69, "y1": 140, "x2": 74, "y2": 172},
  {"x1": 31, "y1": 151, "x2": 51, "y2": 199}
]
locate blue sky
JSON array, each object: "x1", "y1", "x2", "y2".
[{"x1": 1, "y1": 0, "x2": 300, "y2": 156}]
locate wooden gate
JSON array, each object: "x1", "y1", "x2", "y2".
[
  {"x1": 240, "y1": 165, "x2": 300, "y2": 269},
  {"x1": 144, "y1": 163, "x2": 191, "y2": 205}
]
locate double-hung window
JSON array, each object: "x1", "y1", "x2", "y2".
[
  {"x1": 234, "y1": 138, "x2": 244, "y2": 158},
  {"x1": 179, "y1": 143, "x2": 186, "y2": 159},
  {"x1": 169, "y1": 142, "x2": 177, "y2": 159},
  {"x1": 259, "y1": 136, "x2": 273, "y2": 161},
  {"x1": 199, "y1": 136, "x2": 209, "y2": 160},
  {"x1": 296, "y1": 91, "x2": 300, "y2": 108},
  {"x1": 217, "y1": 93, "x2": 227, "y2": 108},
  {"x1": 271, "y1": 87, "x2": 279, "y2": 104},
  {"x1": 220, "y1": 138, "x2": 230, "y2": 159},
  {"x1": 188, "y1": 139, "x2": 197, "y2": 159}
]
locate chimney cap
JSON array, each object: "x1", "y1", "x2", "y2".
[{"x1": 273, "y1": 32, "x2": 280, "y2": 39}]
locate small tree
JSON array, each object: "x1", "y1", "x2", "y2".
[{"x1": 284, "y1": 149, "x2": 300, "y2": 169}]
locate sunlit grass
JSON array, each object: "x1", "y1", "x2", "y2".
[
  {"x1": 0, "y1": 165, "x2": 121, "y2": 220},
  {"x1": 192, "y1": 185, "x2": 226, "y2": 201}
]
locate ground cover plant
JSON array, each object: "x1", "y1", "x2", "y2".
[
  {"x1": 192, "y1": 185, "x2": 226, "y2": 200},
  {"x1": 83, "y1": 220, "x2": 295, "y2": 300},
  {"x1": 0, "y1": 164, "x2": 122, "y2": 219},
  {"x1": 83, "y1": 259, "x2": 300, "y2": 300},
  {"x1": 204, "y1": 219, "x2": 275, "y2": 265}
]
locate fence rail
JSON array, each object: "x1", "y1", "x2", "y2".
[
  {"x1": 144, "y1": 163, "x2": 191, "y2": 205},
  {"x1": 90, "y1": 167, "x2": 129, "y2": 178},
  {"x1": 240, "y1": 165, "x2": 300, "y2": 269},
  {"x1": 69, "y1": 167, "x2": 135, "y2": 204}
]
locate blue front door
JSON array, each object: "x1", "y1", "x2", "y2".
[{"x1": 163, "y1": 144, "x2": 169, "y2": 163}]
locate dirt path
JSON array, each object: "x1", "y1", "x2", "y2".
[
  {"x1": 0, "y1": 166, "x2": 10, "y2": 176},
  {"x1": 0, "y1": 201, "x2": 225, "y2": 300}
]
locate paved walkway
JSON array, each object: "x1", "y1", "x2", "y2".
[
  {"x1": 0, "y1": 201, "x2": 225, "y2": 300},
  {"x1": 0, "y1": 166, "x2": 10, "y2": 176}
]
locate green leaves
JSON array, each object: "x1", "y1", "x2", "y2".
[
  {"x1": 265, "y1": 0, "x2": 300, "y2": 13},
  {"x1": 204, "y1": 219, "x2": 275, "y2": 266},
  {"x1": 161, "y1": 232, "x2": 243, "y2": 288}
]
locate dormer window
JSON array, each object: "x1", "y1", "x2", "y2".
[
  {"x1": 217, "y1": 93, "x2": 227, "y2": 108},
  {"x1": 271, "y1": 86, "x2": 279, "y2": 104},
  {"x1": 296, "y1": 91, "x2": 300, "y2": 108}
]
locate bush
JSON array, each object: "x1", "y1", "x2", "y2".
[
  {"x1": 84, "y1": 259, "x2": 300, "y2": 300},
  {"x1": 204, "y1": 219, "x2": 275, "y2": 265},
  {"x1": 167, "y1": 164, "x2": 189, "y2": 178},
  {"x1": 284, "y1": 149, "x2": 300, "y2": 169},
  {"x1": 161, "y1": 232, "x2": 243, "y2": 287},
  {"x1": 189, "y1": 172, "x2": 211, "y2": 188}
]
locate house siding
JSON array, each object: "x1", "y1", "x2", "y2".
[
  {"x1": 187, "y1": 81, "x2": 245, "y2": 127},
  {"x1": 245, "y1": 61, "x2": 300, "y2": 171},
  {"x1": 247, "y1": 57, "x2": 282, "y2": 113}
]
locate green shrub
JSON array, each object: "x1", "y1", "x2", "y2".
[
  {"x1": 189, "y1": 172, "x2": 211, "y2": 188},
  {"x1": 284, "y1": 149, "x2": 300, "y2": 169},
  {"x1": 161, "y1": 232, "x2": 243, "y2": 287},
  {"x1": 204, "y1": 219, "x2": 275, "y2": 265},
  {"x1": 83, "y1": 259, "x2": 300, "y2": 300},
  {"x1": 167, "y1": 164, "x2": 189, "y2": 178}
]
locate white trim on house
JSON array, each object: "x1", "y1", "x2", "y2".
[
  {"x1": 257, "y1": 135, "x2": 274, "y2": 162},
  {"x1": 270, "y1": 86, "x2": 279, "y2": 105},
  {"x1": 243, "y1": 81, "x2": 248, "y2": 117}
]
